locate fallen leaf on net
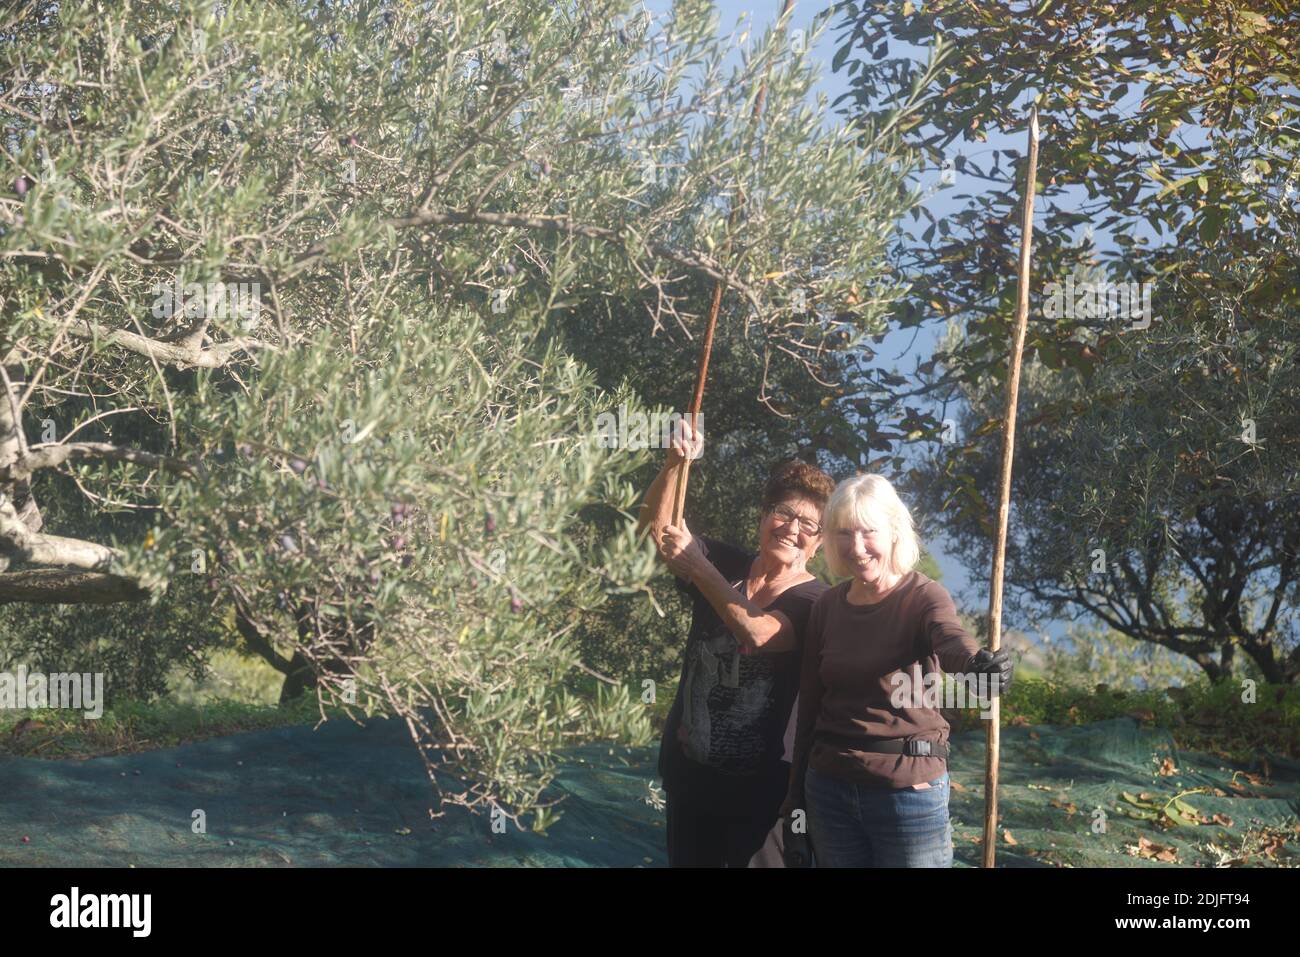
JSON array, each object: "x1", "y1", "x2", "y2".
[
  {"x1": 1130, "y1": 835, "x2": 1178, "y2": 862},
  {"x1": 1261, "y1": 837, "x2": 1286, "y2": 859}
]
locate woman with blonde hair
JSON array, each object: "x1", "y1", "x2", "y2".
[{"x1": 780, "y1": 473, "x2": 1013, "y2": 867}]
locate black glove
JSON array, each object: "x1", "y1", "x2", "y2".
[
  {"x1": 782, "y1": 816, "x2": 813, "y2": 868},
  {"x1": 967, "y1": 648, "x2": 1014, "y2": 695}
]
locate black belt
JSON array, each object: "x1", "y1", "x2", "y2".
[{"x1": 816, "y1": 731, "x2": 950, "y2": 760}]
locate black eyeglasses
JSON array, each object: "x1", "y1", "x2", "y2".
[{"x1": 769, "y1": 503, "x2": 822, "y2": 536}]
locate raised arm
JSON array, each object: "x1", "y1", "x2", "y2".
[
  {"x1": 636, "y1": 417, "x2": 700, "y2": 543},
  {"x1": 684, "y1": 559, "x2": 798, "y2": 653},
  {"x1": 642, "y1": 420, "x2": 798, "y2": 652}
]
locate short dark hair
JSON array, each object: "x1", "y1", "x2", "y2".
[{"x1": 760, "y1": 459, "x2": 835, "y2": 514}]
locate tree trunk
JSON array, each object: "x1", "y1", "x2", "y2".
[{"x1": 278, "y1": 650, "x2": 317, "y2": 703}]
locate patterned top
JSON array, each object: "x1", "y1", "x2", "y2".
[{"x1": 658, "y1": 537, "x2": 826, "y2": 803}]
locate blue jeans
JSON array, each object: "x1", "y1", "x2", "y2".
[{"x1": 806, "y1": 766, "x2": 953, "y2": 867}]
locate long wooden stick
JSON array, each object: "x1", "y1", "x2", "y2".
[
  {"x1": 670, "y1": 0, "x2": 795, "y2": 527},
  {"x1": 670, "y1": 275, "x2": 723, "y2": 526},
  {"x1": 982, "y1": 105, "x2": 1039, "y2": 868}
]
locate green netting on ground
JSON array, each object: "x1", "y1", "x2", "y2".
[
  {"x1": 943, "y1": 718, "x2": 1300, "y2": 867},
  {"x1": 1, "y1": 716, "x2": 1295, "y2": 867},
  {"x1": 0, "y1": 716, "x2": 665, "y2": 867}
]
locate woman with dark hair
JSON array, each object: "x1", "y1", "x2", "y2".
[{"x1": 639, "y1": 420, "x2": 835, "y2": 867}]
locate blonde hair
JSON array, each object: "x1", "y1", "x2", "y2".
[{"x1": 822, "y1": 474, "x2": 921, "y2": 579}]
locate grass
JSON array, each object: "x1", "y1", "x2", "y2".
[
  {"x1": 945, "y1": 676, "x2": 1300, "y2": 761},
  {"x1": 0, "y1": 694, "x2": 338, "y2": 759},
  {"x1": 0, "y1": 648, "x2": 327, "y2": 759},
  {"x1": 167, "y1": 648, "x2": 286, "y2": 707}
]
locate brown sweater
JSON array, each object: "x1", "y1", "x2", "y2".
[{"x1": 787, "y1": 571, "x2": 981, "y2": 801}]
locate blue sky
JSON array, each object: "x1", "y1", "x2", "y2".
[
  {"x1": 636, "y1": 0, "x2": 1005, "y2": 610},
  {"x1": 625, "y1": 2, "x2": 1278, "y2": 665}
]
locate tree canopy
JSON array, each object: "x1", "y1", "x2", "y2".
[
  {"x1": 1, "y1": 0, "x2": 921, "y2": 825},
  {"x1": 834, "y1": 0, "x2": 1299, "y2": 682}
]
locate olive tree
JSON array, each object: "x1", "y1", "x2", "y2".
[
  {"x1": 1, "y1": 0, "x2": 916, "y2": 826},
  {"x1": 828, "y1": 0, "x2": 1299, "y2": 686}
]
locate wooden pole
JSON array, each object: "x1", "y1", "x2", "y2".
[
  {"x1": 670, "y1": 279, "x2": 723, "y2": 526},
  {"x1": 982, "y1": 105, "x2": 1039, "y2": 868},
  {"x1": 670, "y1": 0, "x2": 795, "y2": 528}
]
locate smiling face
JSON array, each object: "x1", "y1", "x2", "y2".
[
  {"x1": 834, "y1": 505, "x2": 896, "y2": 587},
  {"x1": 758, "y1": 495, "x2": 823, "y2": 567}
]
